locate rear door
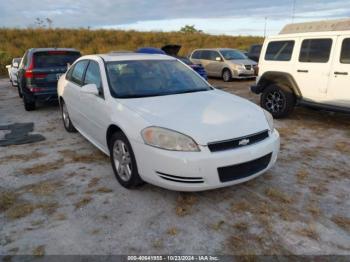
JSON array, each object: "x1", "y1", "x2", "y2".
[
  {"x1": 64, "y1": 60, "x2": 89, "y2": 128},
  {"x1": 190, "y1": 50, "x2": 203, "y2": 65},
  {"x1": 327, "y1": 35, "x2": 350, "y2": 107},
  {"x1": 294, "y1": 37, "x2": 336, "y2": 101},
  {"x1": 31, "y1": 51, "x2": 81, "y2": 92}
]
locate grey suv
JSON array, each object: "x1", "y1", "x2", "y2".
[{"x1": 190, "y1": 48, "x2": 257, "y2": 82}]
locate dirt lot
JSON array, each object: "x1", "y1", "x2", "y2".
[{"x1": 0, "y1": 77, "x2": 349, "y2": 256}]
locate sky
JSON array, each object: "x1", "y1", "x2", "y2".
[{"x1": 0, "y1": 0, "x2": 349, "y2": 36}]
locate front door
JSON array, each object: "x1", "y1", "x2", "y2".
[
  {"x1": 79, "y1": 60, "x2": 110, "y2": 149},
  {"x1": 327, "y1": 36, "x2": 350, "y2": 107}
]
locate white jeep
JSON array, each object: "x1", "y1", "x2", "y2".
[{"x1": 251, "y1": 19, "x2": 350, "y2": 118}]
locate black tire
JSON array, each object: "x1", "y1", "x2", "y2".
[
  {"x1": 261, "y1": 84, "x2": 296, "y2": 118},
  {"x1": 23, "y1": 95, "x2": 36, "y2": 111},
  {"x1": 61, "y1": 100, "x2": 77, "y2": 133},
  {"x1": 17, "y1": 85, "x2": 23, "y2": 98},
  {"x1": 109, "y1": 132, "x2": 144, "y2": 189},
  {"x1": 222, "y1": 68, "x2": 232, "y2": 82}
]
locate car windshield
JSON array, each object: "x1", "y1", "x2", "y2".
[
  {"x1": 106, "y1": 60, "x2": 211, "y2": 98},
  {"x1": 220, "y1": 50, "x2": 247, "y2": 60}
]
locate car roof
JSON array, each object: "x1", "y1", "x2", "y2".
[
  {"x1": 193, "y1": 48, "x2": 238, "y2": 52},
  {"x1": 96, "y1": 52, "x2": 176, "y2": 62},
  {"x1": 28, "y1": 48, "x2": 80, "y2": 53}
]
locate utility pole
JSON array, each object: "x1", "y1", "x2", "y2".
[
  {"x1": 264, "y1": 17, "x2": 267, "y2": 38},
  {"x1": 292, "y1": 0, "x2": 296, "y2": 23}
]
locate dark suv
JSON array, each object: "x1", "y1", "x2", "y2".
[{"x1": 18, "y1": 48, "x2": 81, "y2": 111}]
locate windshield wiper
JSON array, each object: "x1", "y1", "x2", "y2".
[{"x1": 172, "y1": 89, "x2": 210, "y2": 95}]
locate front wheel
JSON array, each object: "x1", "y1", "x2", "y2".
[
  {"x1": 222, "y1": 69, "x2": 232, "y2": 82},
  {"x1": 261, "y1": 84, "x2": 296, "y2": 118},
  {"x1": 109, "y1": 132, "x2": 144, "y2": 189}
]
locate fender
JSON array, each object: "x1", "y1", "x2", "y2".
[{"x1": 253, "y1": 71, "x2": 302, "y2": 98}]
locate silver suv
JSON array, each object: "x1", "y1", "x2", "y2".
[{"x1": 189, "y1": 48, "x2": 257, "y2": 82}]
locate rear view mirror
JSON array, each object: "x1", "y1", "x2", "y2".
[
  {"x1": 13, "y1": 62, "x2": 19, "y2": 68},
  {"x1": 215, "y1": 57, "x2": 222, "y2": 62},
  {"x1": 81, "y1": 84, "x2": 99, "y2": 95}
]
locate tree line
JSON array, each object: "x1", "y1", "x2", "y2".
[{"x1": 0, "y1": 28, "x2": 263, "y2": 75}]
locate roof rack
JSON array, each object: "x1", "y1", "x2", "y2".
[{"x1": 279, "y1": 18, "x2": 350, "y2": 34}]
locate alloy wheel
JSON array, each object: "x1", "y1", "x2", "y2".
[
  {"x1": 264, "y1": 91, "x2": 285, "y2": 113},
  {"x1": 113, "y1": 140, "x2": 132, "y2": 182}
]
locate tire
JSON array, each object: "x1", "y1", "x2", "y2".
[
  {"x1": 261, "y1": 84, "x2": 296, "y2": 118},
  {"x1": 17, "y1": 85, "x2": 23, "y2": 98},
  {"x1": 109, "y1": 132, "x2": 144, "y2": 189},
  {"x1": 23, "y1": 95, "x2": 36, "y2": 111},
  {"x1": 61, "y1": 101, "x2": 77, "y2": 133},
  {"x1": 222, "y1": 68, "x2": 232, "y2": 82}
]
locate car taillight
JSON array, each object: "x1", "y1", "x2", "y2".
[{"x1": 25, "y1": 71, "x2": 47, "y2": 79}]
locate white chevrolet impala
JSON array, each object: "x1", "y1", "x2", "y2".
[{"x1": 57, "y1": 53, "x2": 280, "y2": 191}]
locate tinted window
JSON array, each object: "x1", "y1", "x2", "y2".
[
  {"x1": 71, "y1": 60, "x2": 89, "y2": 85},
  {"x1": 265, "y1": 41, "x2": 294, "y2": 61},
  {"x1": 34, "y1": 51, "x2": 81, "y2": 68},
  {"x1": 201, "y1": 51, "x2": 211, "y2": 60},
  {"x1": 192, "y1": 51, "x2": 201, "y2": 59},
  {"x1": 340, "y1": 38, "x2": 350, "y2": 64},
  {"x1": 84, "y1": 61, "x2": 102, "y2": 90},
  {"x1": 299, "y1": 39, "x2": 332, "y2": 63},
  {"x1": 220, "y1": 50, "x2": 247, "y2": 60},
  {"x1": 106, "y1": 60, "x2": 211, "y2": 98},
  {"x1": 209, "y1": 51, "x2": 221, "y2": 61}
]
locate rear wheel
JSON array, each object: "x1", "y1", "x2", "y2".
[
  {"x1": 261, "y1": 84, "x2": 296, "y2": 118},
  {"x1": 23, "y1": 95, "x2": 35, "y2": 111},
  {"x1": 17, "y1": 85, "x2": 23, "y2": 98},
  {"x1": 109, "y1": 132, "x2": 143, "y2": 189},
  {"x1": 222, "y1": 68, "x2": 232, "y2": 82},
  {"x1": 61, "y1": 101, "x2": 77, "y2": 132}
]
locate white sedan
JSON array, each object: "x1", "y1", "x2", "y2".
[{"x1": 57, "y1": 53, "x2": 280, "y2": 191}]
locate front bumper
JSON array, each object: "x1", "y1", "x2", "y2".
[
  {"x1": 232, "y1": 68, "x2": 256, "y2": 79},
  {"x1": 131, "y1": 129, "x2": 280, "y2": 191}
]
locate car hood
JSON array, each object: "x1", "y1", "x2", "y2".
[
  {"x1": 119, "y1": 89, "x2": 269, "y2": 145},
  {"x1": 227, "y1": 59, "x2": 257, "y2": 66}
]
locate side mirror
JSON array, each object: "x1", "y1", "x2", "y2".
[
  {"x1": 215, "y1": 57, "x2": 222, "y2": 62},
  {"x1": 81, "y1": 84, "x2": 99, "y2": 95},
  {"x1": 13, "y1": 62, "x2": 19, "y2": 68}
]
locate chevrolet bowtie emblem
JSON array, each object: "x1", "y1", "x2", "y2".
[{"x1": 238, "y1": 138, "x2": 250, "y2": 146}]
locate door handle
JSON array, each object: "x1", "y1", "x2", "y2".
[
  {"x1": 334, "y1": 71, "x2": 348, "y2": 75},
  {"x1": 297, "y1": 70, "x2": 308, "y2": 73}
]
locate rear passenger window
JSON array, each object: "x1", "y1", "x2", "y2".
[
  {"x1": 299, "y1": 39, "x2": 332, "y2": 63},
  {"x1": 265, "y1": 41, "x2": 294, "y2": 61},
  {"x1": 71, "y1": 60, "x2": 89, "y2": 85},
  {"x1": 201, "y1": 51, "x2": 210, "y2": 60},
  {"x1": 192, "y1": 51, "x2": 202, "y2": 59},
  {"x1": 340, "y1": 38, "x2": 350, "y2": 64}
]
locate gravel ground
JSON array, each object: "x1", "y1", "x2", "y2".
[{"x1": 0, "y1": 77, "x2": 349, "y2": 256}]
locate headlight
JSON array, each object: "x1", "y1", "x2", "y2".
[
  {"x1": 141, "y1": 127, "x2": 200, "y2": 152},
  {"x1": 263, "y1": 109, "x2": 274, "y2": 131},
  {"x1": 236, "y1": 64, "x2": 245, "y2": 70}
]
